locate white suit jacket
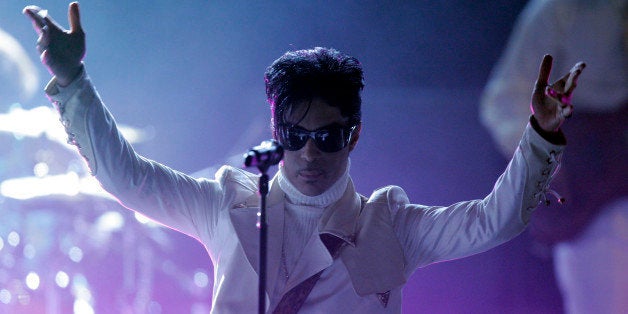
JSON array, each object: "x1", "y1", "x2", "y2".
[{"x1": 45, "y1": 69, "x2": 564, "y2": 313}]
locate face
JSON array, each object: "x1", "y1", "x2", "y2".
[{"x1": 278, "y1": 98, "x2": 360, "y2": 196}]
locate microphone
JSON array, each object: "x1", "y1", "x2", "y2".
[{"x1": 244, "y1": 140, "x2": 284, "y2": 168}]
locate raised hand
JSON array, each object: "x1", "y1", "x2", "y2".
[
  {"x1": 23, "y1": 2, "x2": 85, "y2": 86},
  {"x1": 531, "y1": 54, "x2": 586, "y2": 132}
]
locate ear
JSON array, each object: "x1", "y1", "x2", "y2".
[{"x1": 348, "y1": 123, "x2": 361, "y2": 152}]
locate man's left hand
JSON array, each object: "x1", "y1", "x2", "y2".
[{"x1": 531, "y1": 54, "x2": 586, "y2": 132}]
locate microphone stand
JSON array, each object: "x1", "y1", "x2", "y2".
[
  {"x1": 257, "y1": 166, "x2": 270, "y2": 314},
  {"x1": 243, "y1": 140, "x2": 283, "y2": 314}
]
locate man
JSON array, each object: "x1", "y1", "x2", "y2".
[
  {"x1": 480, "y1": 0, "x2": 627, "y2": 312},
  {"x1": 24, "y1": 2, "x2": 585, "y2": 313}
]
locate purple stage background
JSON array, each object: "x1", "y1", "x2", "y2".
[{"x1": 0, "y1": 1, "x2": 564, "y2": 313}]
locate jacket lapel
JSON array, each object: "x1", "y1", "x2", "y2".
[
  {"x1": 284, "y1": 230, "x2": 333, "y2": 292},
  {"x1": 229, "y1": 174, "x2": 285, "y2": 297},
  {"x1": 318, "y1": 180, "x2": 362, "y2": 243},
  {"x1": 340, "y1": 186, "x2": 407, "y2": 296}
]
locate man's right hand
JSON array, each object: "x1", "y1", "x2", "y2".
[{"x1": 23, "y1": 2, "x2": 85, "y2": 87}]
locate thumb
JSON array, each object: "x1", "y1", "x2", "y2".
[{"x1": 68, "y1": 2, "x2": 83, "y2": 33}]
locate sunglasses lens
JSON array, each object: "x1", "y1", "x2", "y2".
[
  {"x1": 280, "y1": 126, "x2": 307, "y2": 151},
  {"x1": 278, "y1": 124, "x2": 352, "y2": 153},
  {"x1": 314, "y1": 127, "x2": 345, "y2": 153}
]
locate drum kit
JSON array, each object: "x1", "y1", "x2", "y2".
[{"x1": 0, "y1": 104, "x2": 212, "y2": 313}]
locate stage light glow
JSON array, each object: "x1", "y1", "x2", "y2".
[
  {"x1": 0, "y1": 106, "x2": 146, "y2": 148},
  {"x1": 0, "y1": 237, "x2": 4, "y2": 251},
  {"x1": 74, "y1": 298, "x2": 95, "y2": 314},
  {"x1": 23, "y1": 244, "x2": 36, "y2": 259},
  {"x1": 0, "y1": 172, "x2": 81, "y2": 200},
  {"x1": 7, "y1": 231, "x2": 20, "y2": 247},
  {"x1": 33, "y1": 162, "x2": 50, "y2": 177},
  {"x1": 72, "y1": 277, "x2": 95, "y2": 314},
  {"x1": 25, "y1": 272, "x2": 40, "y2": 290},
  {"x1": 193, "y1": 270, "x2": 209, "y2": 288},
  {"x1": 55, "y1": 271, "x2": 70, "y2": 288},
  {"x1": 95, "y1": 211, "x2": 125, "y2": 233},
  {"x1": 0, "y1": 106, "x2": 57, "y2": 138},
  {"x1": 68, "y1": 246, "x2": 83, "y2": 263},
  {"x1": 0, "y1": 172, "x2": 115, "y2": 201},
  {"x1": 0, "y1": 289, "x2": 11, "y2": 304}
]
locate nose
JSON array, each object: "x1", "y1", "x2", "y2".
[{"x1": 300, "y1": 138, "x2": 322, "y2": 162}]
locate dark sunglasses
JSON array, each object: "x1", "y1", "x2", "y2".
[{"x1": 277, "y1": 123, "x2": 357, "y2": 153}]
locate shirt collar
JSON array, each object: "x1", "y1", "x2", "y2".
[{"x1": 277, "y1": 159, "x2": 351, "y2": 208}]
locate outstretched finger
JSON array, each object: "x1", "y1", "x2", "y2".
[
  {"x1": 536, "y1": 54, "x2": 553, "y2": 86},
  {"x1": 68, "y1": 2, "x2": 83, "y2": 33},
  {"x1": 533, "y1": 54, "x2": 553, "y2": 102},
  {"x1": 565, "y1": 62, "x2": 586, "y2": 96},
  {"x1": 24, "y1": 6, "x2": 65, "y2": 33},
  {"x1": 23, "y1": 6, "x2": 47, "y2": 31}
]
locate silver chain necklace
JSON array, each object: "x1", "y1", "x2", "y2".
[{"x1": 281, "y1": 212, "x2": 290, "y2": 280}]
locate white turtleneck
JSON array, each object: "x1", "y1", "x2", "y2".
[
  {"x1": 277, "y1": 159, "x2": 350, "y2": 208},
  {"x1": 274, "y1": 159, "x2": 350, "y2": 288}
]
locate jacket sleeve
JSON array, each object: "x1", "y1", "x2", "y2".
[
  {"x1": 44, "y1": 68, "x2": 229, "y2": 242},
  {"x1": 392, "y1": 122, "x2": 565, "y2": 275}
]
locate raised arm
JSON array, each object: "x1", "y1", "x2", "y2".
[
  {"x1": 397, "y1": 56, "x2": 585, "y2": 273},
  {"x1": 22, "y1": 3, "x2": 231, "y2": 244}
]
